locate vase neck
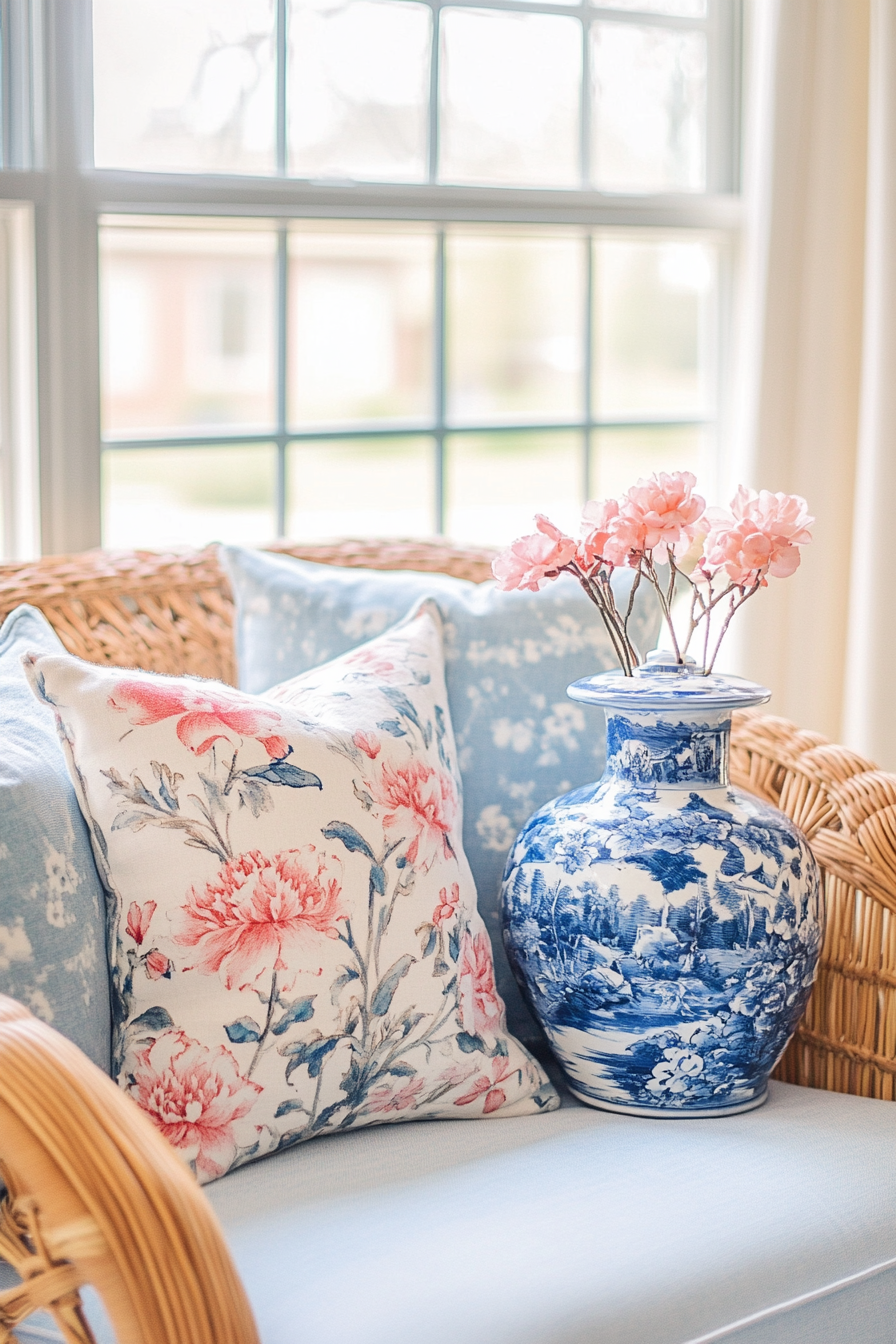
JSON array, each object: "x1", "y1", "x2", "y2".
[{"x1": 604, "y1": 710, "x2": 731, "y2": 789}]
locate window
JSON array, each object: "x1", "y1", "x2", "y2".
[{"x1": 0, "y1": 0, "x2": 741, "y2": 557}]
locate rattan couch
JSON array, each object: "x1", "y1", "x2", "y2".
[{"x1": 0, "y1": 540, "x2": 894, "y2": 1344}]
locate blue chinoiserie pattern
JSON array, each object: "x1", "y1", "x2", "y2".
[{"x1": 501, "y1": 658, "x2": 823, "y2": 1116}]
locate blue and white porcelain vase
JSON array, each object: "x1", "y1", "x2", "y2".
[{"x1": 501, "y1": 652, "x2": 823, "y2": 1117}]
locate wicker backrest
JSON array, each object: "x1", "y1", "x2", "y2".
[
  {"x1": 0, "y1": 541, "x2": 498, "y2": 685},
  {"x1": 730, "y1": 709, "x2": 896, "y2": 1101},
  {"x1": 1, "y1": 540, "x2": 894, "y2": 1103}
]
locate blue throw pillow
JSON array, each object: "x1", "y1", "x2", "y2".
[
  {"x1": 221, "y1": 547, "x2": 662, "y2": 1046},
  {"x1": 0, "y1": 605, "x2": 111, "y2": 1070}
]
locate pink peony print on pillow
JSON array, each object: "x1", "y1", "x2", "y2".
[
  {"x1": 25, "y1": 602, "x2": 557, "y2": 1182},
  {"x1": 175, "y1": 847, "x2": 346, "y2": 991},
  {"x1": 130, "y1": 1029, "x2": 263, "y2": 1181}
]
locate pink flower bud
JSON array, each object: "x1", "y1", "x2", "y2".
[
  {"x1": 432, "y1": 882, "x2": 460, "y2": 926},
  {"x1": 352, "y1": 730, "x2": 381, "y2": 759},
  {"x1": 144, "y1": 949, "x2": 172, "y2": 980},
  {"x1": 126, "y1": 899, "x2": 157, "y2": 946}
]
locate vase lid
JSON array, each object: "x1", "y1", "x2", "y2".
[{"x1": 568, "y1": 651, "x2": 771, "y2": 712}]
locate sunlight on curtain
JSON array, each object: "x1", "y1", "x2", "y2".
[
  {"x1": 727, "y1": 0, "x2": 870, "y2": 750},
  {"x1": 843, "y1": 1, "x2": 896, "y2": 769}
]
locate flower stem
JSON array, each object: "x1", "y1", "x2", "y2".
[
  {"x1": 586, "y1": 567, "x2": 640, "y2": 673},
  {"x1": 705, "y1": 579, "x2": 762, "y2": 673},
  {"x1": 622, "y1": 564, "x2": 643, "y2": 658},
  {"x1": 702, "y1": 586, "x2": 712, "y2": 674},
  {"x1": 247, "y1": 968, "x2": 279, "y2": 1078},
  {"x1": 677, "y1": 572, "x2": 705, "y2": 663},
  {"x1": 643, "y1": 556, "x2": 682, "y2": 663},
  {"x1": 566, "y1": 564, "x2": 635, "y2": 674}
]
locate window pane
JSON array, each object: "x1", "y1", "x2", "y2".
[
  {"x1": 593, "y1": 236, "x2": 715, "y2": 417},
  {"x1": 287, "y1": 438, "x2": 435, "y2": 538},
  {"x1": 102, "y1": 445, "x2": 277, "y2": 549},
  {"x1": 289, "y1": 227, "x2": 434, "y2": 427},
  {"x1": 591, "y1": 22, "x2": 707, "y2": 192},
  {"x1": 445, "y1": 431, "x2": 582, "y2": 546},
  {"x1": 289, "y1": 0, "x2": 430, "y2": 181},
  {"x1": 440, "y1": 9, "x2": 581, "y2": 188},
  {"x1": 589, "y1": 425, "x2": 708, "y2": 500},
  {"x1": 447, "y1": 233, "x2": 584, "y2": 424},
  {"x1": 93, "y1": 0, "x2": 276, "y2": 173},
  {"x1": 100, "y1": 223, "x2": 277, "y2": 438},
  {"x1": 597, "y1": 1, "x2": 707, "y2": 16}
]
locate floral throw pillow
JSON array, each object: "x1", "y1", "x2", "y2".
[{"x1": 24, "y1": 603, "x2": 557, "y2": 1182}]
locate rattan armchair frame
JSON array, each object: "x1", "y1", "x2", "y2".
[{"x1": 0, "y1": 997, "x2": 258, "y2": 1344}]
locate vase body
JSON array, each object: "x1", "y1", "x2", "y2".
[{"x1": 501, "y1": 660, "x2": 823, "y2": 1116}]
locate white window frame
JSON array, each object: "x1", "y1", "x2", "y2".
[{"x1": 0, "y1": 0, "x2": 743, "y2": 557}]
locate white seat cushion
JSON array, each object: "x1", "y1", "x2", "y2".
[
  {"x1": 206, "y1": 1079, "x2": 895, "y2": 1344},
  {"x1": 6, "y1": 1080, "x2": 895, "y2": 1344}
]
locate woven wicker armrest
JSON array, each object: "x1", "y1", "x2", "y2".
[
  {"x1": 731, "y1": 710, "x2": 896, "y2": 1100},
  {"x1": 0, "y1": 997, "x2": 258, "y2": 1344}
]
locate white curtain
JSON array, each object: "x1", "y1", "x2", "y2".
[
  {"x1": 843, "y1": 1, "x2": 896, "y2": 768},
  {"x1": 729, "y1": 0, "x2": 873, "y2": 750}
]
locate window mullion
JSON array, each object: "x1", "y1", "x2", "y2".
[
  {"x1": 580, "y1": 9, "x2": 592, "y2": 504},
  {"x1": 276, "y1": 0, "x2": 288, "y2": 178},
  {"x1": 0, "y1": 0, "x2": 38, "y2": 169},
  {"x1": 583, "y1": 232, "x2": 593, "y2": 504},
  {"x1": 276, "y1": 0, "x2": 288, "y2": 536},
  {"x1": 276, "y1": 223, "x2": 288, "y2": 538},
  {"x1": 580, "y1": 13, "x2": 590, "y2": 189},
  {"x1": 705, "y1": 0, "x2": 741, "y2": 195},
  {"x1": 37, "y1": 0, "x2": 102, "y2": 554},
  {"x1": 433, "y1": 227, "x2": 446, "y2": 535},
  {"x1": 427, "y1": 2, "x2": 441, "y2": 185},
  {"x1": 85, "y1": 177, "x2": 743, "y2": 231}
]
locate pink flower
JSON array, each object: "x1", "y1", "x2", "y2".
[
  {"x1": 578, "y1": 497, "x2": 623, "y2": 569},
  {"x1": 454, "y1": 1056, "x2": 515, "y2": 1114},
  {"x1": 353, "y1": 730, "x2": 381, "y2": 760},
  {"x1": 492, "y1": 515, "x2": 577, "y2": 592},
  {"x1": 258, "y1": 734, "x2": 289, "y2": 759},
  {"x1": 367, "y1": 1077, "x2": 424, "y2": 1113},
  {"x1": 587, "y1": 502, "x2": 650, "y2": 567},
  {"x1": 580, "y1": 496, "x2": 652, "y2": 568},
  {"x1": 433, "y1": 882, "x2": 460, "y2": 927},
  {"x1": 128, "y1": 1029, "x2": 262, "y2": 1181},
  {"x1": 436, "y1": 1062, "x2": 477, "y2": 1087},
  {"x1": 701, "y1": 488, "x2": 814, "y2": 587},
  {"x1": 109, "y1": 679, "x2": 288, "y2": 760},
  {"x1": 372, "y1": 760, "x2": 457, "y2": 871},
  {"x1": 144, "y1": 949, "x2": 172, "y2": 980},
  {"x1": 126, "y1": 899, "x2": 156, "y2": 946},
  {"x1": 343, "y1": 648, "x2": 400, "y2": 680},
  {"x1": 483, "y1": 1087, "x2": 506, "y2": 1115},
  {"x1": 623, "y1": 471, "x2": 706, "y2": 563},
  {"x1": 581, "y1": 473, "x2": 706, "y2": 568},
  {"x1": 174, "y1": 847, "x2": 344, "y2": 990},
  {"x1": 458, "y1": 930, "x2": 504, "y2": 1036}
]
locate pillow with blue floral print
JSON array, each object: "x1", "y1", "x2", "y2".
[
  {"x1": 24, "y1": 601, "x2": 558, "y2": 1183},
  {"x1": 0, "y1": 604, "x2": 111, "y2": 1070}
]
